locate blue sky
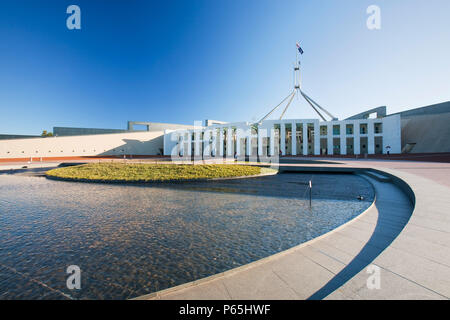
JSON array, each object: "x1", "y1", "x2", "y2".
[{"x1": 0, "y1": 0, "x2": 449, "y2": 135}]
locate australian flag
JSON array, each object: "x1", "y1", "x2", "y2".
[{"x1": 296, "y1": 42, "x2": 304, "y2": 55}]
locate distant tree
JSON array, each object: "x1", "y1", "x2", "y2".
[{"x1": 41, "y1": 130, "x2": 54, "y2": 137}]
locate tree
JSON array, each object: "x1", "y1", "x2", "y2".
[{"x1": 41, "y1": 130, "x2": 54, "y2": 137}]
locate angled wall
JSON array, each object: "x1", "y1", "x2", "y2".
[
  {"x1": 0, "y1": 131, "x2": 165, "y2": 159},
  {"x1": 393, "y1": 101, "x2": 450, "y2": 153},
  {"x1": 346, "y1": 106, "x2": 387, "y2": 120},
  {"x1": 400, "y1": 113, "x2": 450, "y2": 153}
]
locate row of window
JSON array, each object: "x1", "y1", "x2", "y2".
[
  {"x1": 179, "y1": 122, "x2": 383, "y2": 142},
  {"x1": 320, "y1": 123, "x2": 382, "y2": 136}
]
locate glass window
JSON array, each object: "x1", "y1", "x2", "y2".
[
  {"x1": 360, "y1": 124, "x2": 368, "y2": 134},
  {"x1": 374, "y1": 123, "x2": 383, "y2": 134},
  {"x1": 346, "y1": 124, "x2": 353, "y2": 135},
  {"x1": 333, "y1": 125, "x2": 340, "y2": 135}
]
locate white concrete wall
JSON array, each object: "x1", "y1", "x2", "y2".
[
  {"x1": 382, "y1": 114, "x2": 401, "y2": 154},
  {"x1": 0, "y1": 131, "x2": 165, "y2": 159}
]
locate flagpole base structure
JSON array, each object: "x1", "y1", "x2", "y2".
[{"x1": 253, "y1": 43, "x2": 337, "y2": 127}]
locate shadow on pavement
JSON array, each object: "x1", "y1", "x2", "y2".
[{"x1": 307, "y1": 178, "x2": 414, "y2": 300}]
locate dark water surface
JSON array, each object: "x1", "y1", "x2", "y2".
[{"x1": 0, "y1": 172, "x2": 374, "y2": 299}]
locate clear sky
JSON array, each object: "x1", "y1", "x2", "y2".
[{"x1": 0, "y1": 0, "x2": 449, "y2": 135}]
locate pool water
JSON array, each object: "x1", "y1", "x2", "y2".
[{"x1": 0, "y1": 172, "x2": 374, "y2": 299}]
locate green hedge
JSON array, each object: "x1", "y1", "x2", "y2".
[{"x1": 46, "y1": 163, "x2": 271, "y2": 183}]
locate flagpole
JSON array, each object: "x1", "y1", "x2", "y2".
[
  {"x1": 294, "y1": 43, "x2": 300, "y2": 92},
  {"x1": 295, "y1": 45, "x2": 298, "y2": 89},
  {"x1": 299, "y1": 55, "x2": 302, "y2": 90},
  {"x1": 297, "y1": 44, "x2": 301, "y2": 90}
]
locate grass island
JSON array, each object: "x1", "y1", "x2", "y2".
[{"x1": 45, "y1": 163, "x2": 277, "y2": 183}]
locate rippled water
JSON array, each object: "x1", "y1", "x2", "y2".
[{"x1": 0, "y1": 172, "x2": 374, "y2": 299}]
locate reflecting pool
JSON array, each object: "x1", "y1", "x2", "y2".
[{"x1": 0, "y1": 172, "x2": 374, "y2": 299}]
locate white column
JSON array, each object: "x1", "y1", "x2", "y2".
[
  {"x1": 258, "y1": 127, "x2": 264, "y2": 156},
  {"x1": 354, "y1": 121, "x2": 360, "y2": 155},
  {"x1": 280, "y1": 123, "x2": 286, "y2": 156},
  {"x1": 368, "y1": 121, "x2": 375, "y2": 154},
  {"x1": 187, "y1": 131, "x2": 192, "y2": 156},
  {"x1": 195, "y1": 131, "x2": 201, "y2": 156},
  {"x1": 203, "y1": 129, "x2": 210, "y2": 157},
  {"x1": 227, "y1": 127, "x2": 233, "y2": 157},
  {"x1": 246, "y1": 131, "x2": 251, "y2": 156},
  {"x1": 303, "y1": 122, "x2": 308, "y2": 155},
  {"x1": 340, "y1": 123, "x2": 346, "y2": 155},
  {"x1": 269, "y1": 126, "x2": 275, "y2": 156},
  {"x1": 236, "y1": 128, "x2": 242, "y2": 156},
  {"x1": 327, "y1": 123, "x2": 333, "y2": 155},
  {"x1": 314, "y1": 121, "x2": 320, "y2": 155},
  {"x1": 291, "y1": 122, "x2": 297, "y2": 156},
  {"x1": 219, "y1": 128, "x2": 224, "y2": 156},
  {"x1": 211, "y1": 129, "x2": 217, "y2": 157}
]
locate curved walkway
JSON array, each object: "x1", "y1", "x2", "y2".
[{"x1": 137, "y1": 161, "x2": 450, "y2": 300}]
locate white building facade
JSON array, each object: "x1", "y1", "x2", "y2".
[{"x1": 164, "y1": 114, "x2": 401, "y2": 158}]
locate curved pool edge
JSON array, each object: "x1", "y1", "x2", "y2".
[
  {"x1": 132, "y1": 168, "x2": 381, "y2": 300},
  {"x1": 134, "y1": 162, "x2": 450, "y2": 300}
]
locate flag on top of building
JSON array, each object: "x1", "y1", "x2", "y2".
[{"x1": 296, "y1": 42, "x2": 304, "y2": 55}]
